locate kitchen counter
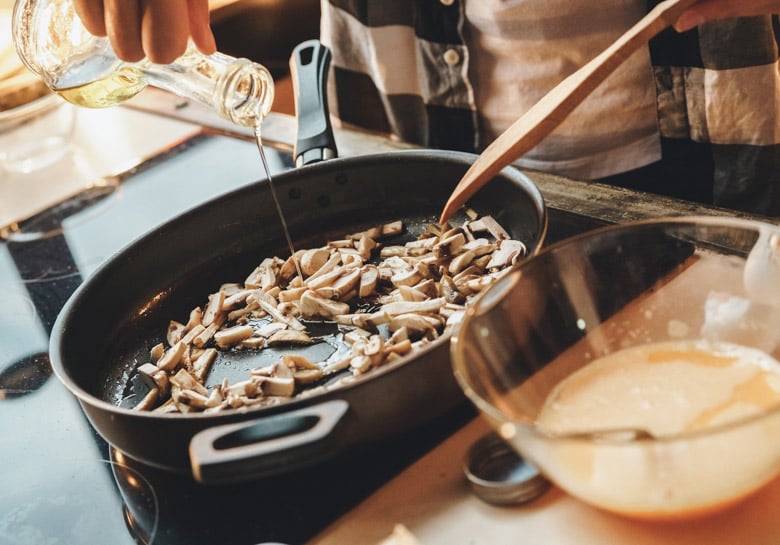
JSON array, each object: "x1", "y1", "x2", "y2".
[{"x1": 305, "y1": 417, "x2": 780, "y2": 545}]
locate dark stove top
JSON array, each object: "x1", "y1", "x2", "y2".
[{"x1": 0, "y1": 133, "x2": 470, "y2": 545}]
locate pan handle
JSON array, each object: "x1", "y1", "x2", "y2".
[
  {"x1": 189, "y1": 399, "x2": 349, "y2": 483},
  {"x1": 289, "y1": 39, "x2": 337, "y2": 166}
]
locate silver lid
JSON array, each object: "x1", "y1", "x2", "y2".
[{"x1": 464, "y1": 431, "x2": 550, "y2": 506}]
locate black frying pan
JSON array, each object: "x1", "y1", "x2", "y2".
[{"x1": 48, "y1": 41, "x2": 548, "y2": 483}]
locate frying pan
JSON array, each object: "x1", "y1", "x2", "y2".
[{"x1": 48, "y1": 41, "x2": 548, "y2": 483}]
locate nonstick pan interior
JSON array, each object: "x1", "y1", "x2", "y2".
[{"x1": 54, "y1": 149, "x2": 547, "y2": 412}]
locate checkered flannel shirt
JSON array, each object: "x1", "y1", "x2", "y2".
[{"x1": 320, "y1": 0, "x2": 780, "y2": 216}]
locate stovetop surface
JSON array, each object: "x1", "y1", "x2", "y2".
[{"x1": 0, "y1": 133, "x2": 471, "y2": 545}]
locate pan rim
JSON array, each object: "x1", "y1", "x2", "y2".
[{"x1": 48, "y1": 148, "x2": 548, "y2": 421}]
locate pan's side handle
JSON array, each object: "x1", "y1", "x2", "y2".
[
  {"x1": 189, "y1": 399, "x2": 349, "y2": 483},
  {"x1": 290, "y1": 39, "x2": 337, "y2": 166}
]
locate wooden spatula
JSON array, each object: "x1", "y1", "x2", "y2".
[{"x1": 439, "y1": 0, "x2": 699, "y2": 224}]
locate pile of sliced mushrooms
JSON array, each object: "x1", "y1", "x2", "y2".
[{"x1": 133, "y1": 211, "x2": 527, "y2": 413}]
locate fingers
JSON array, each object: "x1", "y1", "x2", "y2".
[
  {"x1": 104, "y1": 0, "x2": 144, "y2": 62},
  {"x1": 75, "y1": 0, "x2": 216, "y2": 64},
  {"x1": 140, "y1": 0, "x2": 191, "y2": 64},
  {"x1": 73, "y1": 0, "x2": 107, "y2": 37},
  {"x1": 187, "y1": 0, "x2": 218, "y2": 56},
  {"x1": 675, "y1": 0, "x2": 780, "y2": 32}
]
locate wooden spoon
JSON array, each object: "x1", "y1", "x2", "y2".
[{"x1": 439, "y1": 0, "x2": 699, "y2": 224}]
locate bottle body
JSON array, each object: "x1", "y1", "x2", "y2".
[{"x1": 13, "y1": 0, "x2": 274, "y2": 128}]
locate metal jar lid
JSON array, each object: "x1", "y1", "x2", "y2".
[{"x1": 464, "y1": 431, "x2": 550, "y2": 506}]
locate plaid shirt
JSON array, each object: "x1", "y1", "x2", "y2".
[{"x1": 320, "y1": 0, "x2": 780, "y2": 216}]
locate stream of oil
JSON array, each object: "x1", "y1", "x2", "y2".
[{"x1": 254, "y1": 129, "x2": 303, "y2": 281}]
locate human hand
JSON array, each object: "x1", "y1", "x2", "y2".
[
  {"x1": 675, "y1": 0, "x2": 780, "y2": 32},
  {"x1": 73, "y1": 0, "x2": 217, "y2": 64}
]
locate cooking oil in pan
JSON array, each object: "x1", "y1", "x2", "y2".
[{"x1": 255, "y1": 129, "x2": 303, "y2": 280}]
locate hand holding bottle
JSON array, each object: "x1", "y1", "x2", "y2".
[{"x1": 73, "y1": 0, "x2": 216, "y2": 64}]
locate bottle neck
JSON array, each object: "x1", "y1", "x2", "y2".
[{"x1": 142, "y1": 48, "x2": 275, "y2": 128}]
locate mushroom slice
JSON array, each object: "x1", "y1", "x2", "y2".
[
  {"x1": 363, "y1": 334, "x2": 385, "y2": 366},
  {"x1": 386, "y1": 338, "x2": 413, "y2": 356},
  {"x1": 240, "y1": 337, "x2": 265, "y2": 349},
  {"x1": 225, "y1": 376, "x2": 263, "y2": 398},
  {"x1": 388, "y1": 313, "x2": 440, "y2": 337},
  {"x1": 329, "y1": 268, "x2": 362, "y2": 300},
  {"x1": 382, "y1": 297, "x2": 446, "y2": 316},
  {"x1": 278, "y1": 286, "x2": 308, "y2": 303},
  {"x1": 299, "y1": 290, "x2": 351, "y2": 320},
  {"x1": 192, "y1": 348, "x2": 218, "y2": 382},
  {"x1": 380, "y1": 246, "x2": 408, "y2": 258},
  {"x1": 256, "y1": 321, "x2": 288, "y2": 338},
  {"x1": 359, "y1": 265, "x2": 379, "y2": 298},
  {"x1": 321, "y1": 355, "x2": 352, "y2": 376},
  {"x1": 167, "y1": 321, "x2": 186, "y2": 346},
  {"x1": 133, "y1": 387, "x2": 159, "y2": 411},
  {"x1": 249, "y1": 290, "x2": 306, "y2": 331},
  {"x1": 266, "y1": 329, "x2": 313, "y2": 346},
  {"x1": 293, "y1": 368, "x2": 324, "y2": 384},
  {"x1": 245, "y1": 258, "x2": 280, "y2": 289},
  {"x1": 279, "y1": 251, "x2": 305, "y2": 282},
  {"x1": 180, "y1": 324, "x2": 205, "y2": 346},
  {"x1": 344, "y1": 328, "x2": 371, "y2": 345},
  {"x1": 349, "y1": 220, "x2": 403, "y2": 240},
  {"x1": 301, "y1": 248, "x2": 332, "y2": 277},
  {"x1": 407, "y1": 237, "x2": 439, "y2": 251},
  {"x1": 170, "y1": 368, "x2": 208, "y2": 396},
  {"x1": 202, "y1": 291, "x2": 226, "y2": 327},
  {"x1": 150, "y1": 342, "x2": 165, "y2": 363},
  {"x1": 449, "y1": 249, "x2": 477, "y2": 275},
  {"x1": 306, "y1": 265, "x2": 347, "y2": 291},
  {"x1": 222, "y1": 289, "x2": 253, "y2": 311},
  {"x1": 468, "y1": 215, "x2": 510, "y2": 241},
  {"x1": 281, "y1": 353, "x2": 320, "y2": 370},
  {"x1": 356, "y1": 234, "x2": 377, "y2": 260},
  {"x1": 261, "y1": 376, "x2": 295, "y2": 397},
  {"x1": 434, "y1": 232, "x2": 466, "y2": 258},
  {"x1": 185, "y1": 307, "x2": 203, "y2": 330},
  {"x1": 486, "y1": 239, "x2": 527, "y2": 270},
  {"x1": 175, "y1": 389, "x2": 210, "y2": 410},
  {"x1": 462, "y1": 238, "x2": 496, "y2": 257},
  {"x1": 137, "y1": 362, "x2": 170, "y2": 397},
  {"x1": 334, "y1": 310, "x2": 390, "y2": 329},
  {"x1": 390, "y1": 267, "x2": 423, "y2": 288},
  {"x1": 156, "y1": 341, "x2": 187, "y2": 372},
  {"x1": 305, "y1": 253, "x2": 342, "y2": 284},
  {"x1": 214, "y1": 325, "x2": 254, "y2": 349},
  {"x1": 350, "y1": 355, "x2": 373, "y2": 375},
  {"x1": 389, "y1": 326, "x2": 409, "y2": 344},
  {"x1": 191, "y1": 323, "x2": 218, "y2": 348}
]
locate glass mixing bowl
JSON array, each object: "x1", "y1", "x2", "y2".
[{"x1": 451, "y1": 216, "x2": 780, "y2": 520}]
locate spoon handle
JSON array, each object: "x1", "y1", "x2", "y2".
[{"x1": 440, "y1": 0, "x2": 699, "y2": 223}]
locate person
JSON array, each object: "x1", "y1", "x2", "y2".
[{"x1": 74, "y1": 0, "x2": 780, "y2": 216}]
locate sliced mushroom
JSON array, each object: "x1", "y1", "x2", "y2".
[
  {"x1": 301, "y1": 248, "x2": 331, "y2": 277},
  {"x1": 192, "y1": 348, "x2": 218, "y2": 382},
  {"x1": 137, "y1": 362, "x2": 170, "y2": 397},
  {"x1": 266, "y1": 329, "x2": 313, "y2": 346},
  {"x1": 202, "y1": 291, "x2": 226, "y2": 328},
  {"x1": 156, "y1": 341, "x2": 187, "y2": 372},
  {"x1": 214, "y1": 324, "x2": 254, "y2": 349},
  {"x1": 486, "y1": 239, "x2": 527, "y2": 270},
  {"x1": 299, "y1": 290, "x2": 351, "y2": 320},
  {"x1": 167, "y1": 321, "x2": 186, "y2": 346}
]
